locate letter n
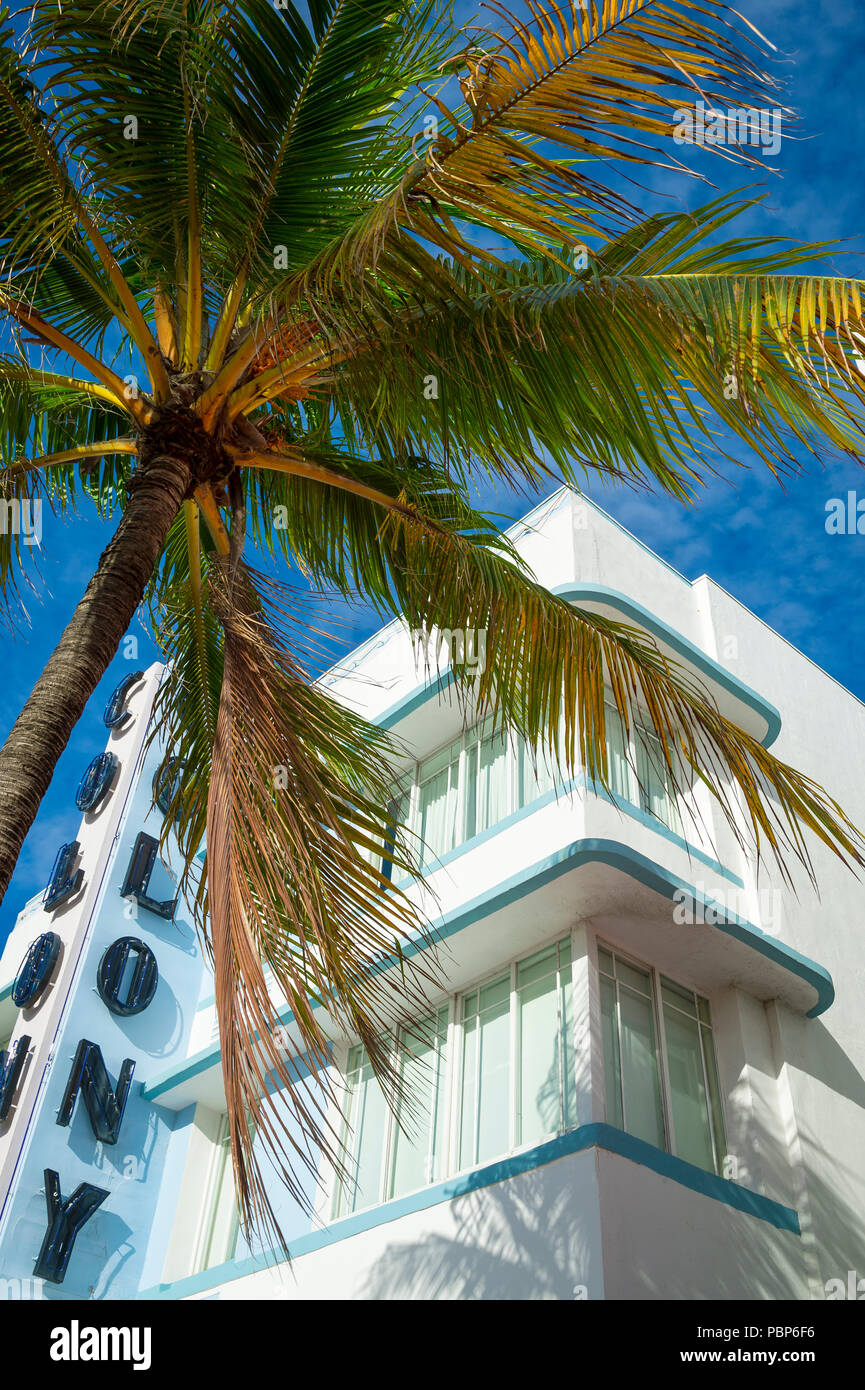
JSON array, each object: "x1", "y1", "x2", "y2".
[
  {"x1": 57, "y1": 1039, "x2": 135, "y2": 1144},
  {"x1": 33, "y1": 1169, "x2": 108, "y2": 1284}
]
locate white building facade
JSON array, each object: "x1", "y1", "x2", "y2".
[{"x1": 1, "y1": 489, "x2": 864, "y2": 1301}]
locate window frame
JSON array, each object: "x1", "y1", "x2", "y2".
[
  {"x1": 331, "y1": 928, "x2": 579, "y2": 1220},
  {"x1": 597, "y1": 938, "x2": 726, "y2": 1175},
  {"x1": 392, "y1": 696, "x2": 684, "y2": 876},
  {"x1": 602, "y1": 701, "x2": 682, "y2": 834},
  {"x1": 191, "y1": 1114, "x2": 240, "y2": 1274}
]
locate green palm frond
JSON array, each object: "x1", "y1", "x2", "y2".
[
  {"x1": 284, "y1": 0, "x2": 790, "y2": 297},
  {"x1": 0, "y1": 361, "x2": 135, "y2": 613},
  {"x1": 235, "y1": 455, "x2": 865, "y2": 887},
  {"x1": 311, "y1": 196, "x2": 865, "y2": 495}
]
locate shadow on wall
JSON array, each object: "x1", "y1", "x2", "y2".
[
  {"x1": 361, "y1": 1153, "x2": 599, "y2": 1301},
  {"x1": 356, "y1": 1106, "x2": 865, "y2": 1301}
]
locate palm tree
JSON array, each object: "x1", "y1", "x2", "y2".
[{"x1": 2, "y1": 0, "x2": 865, "y2": 1246}]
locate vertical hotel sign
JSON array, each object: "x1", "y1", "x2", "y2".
[{"x1": 0, "y1": 665, "x2": 196, "y2": 1291}]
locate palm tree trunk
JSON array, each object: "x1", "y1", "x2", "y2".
[{"x1": 0, "y1": 449, "x2": 192, "y2": 906}]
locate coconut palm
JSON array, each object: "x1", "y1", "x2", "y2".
[{"x1": 2, "y1": 0, "x2": 865, "y2": 1246}]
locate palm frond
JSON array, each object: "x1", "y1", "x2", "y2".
[
  {"x1": 239, "y1": 457, "x2": 865, "y2": 885},
  {"x1": 202, "y1": 559, "x2": 437, "y2": 1248},
  {"x1": 313, "y1": 198, "x2": 865, "y2": 494},
  {"x1": 283, "y1": 0, "x2": 790, "y2": 305}
]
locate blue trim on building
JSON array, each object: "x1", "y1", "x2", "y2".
[
  {"x1": 552, "y1": 583, "x2": 782, "y2": 749},
  {"x1": 137, "y1": 1122, "x2": 800, "y2": 1300},
  {"x1": 144, "y1": 838, "x2": 833, "y2": 1103},
  {"x1": 396, "y1": 775, "x2": 745, "y2": 890},
  {"x1": 192, "y1": 780, "x2": 745, "y2": 1012},
  {"x1": 365, "y1": 583, "x2": 781, "y2": 750},
  {"x1": 395, "y1": 839, "x2": 833, "y2": 1018}
]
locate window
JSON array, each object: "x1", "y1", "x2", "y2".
[
  {"x1": 193, "y1": 1116, "x2": 239, "y2": 1273},
  {"x1": 458, "y1": 972, "x2": 511, "y2": 1168},
  {"x1": 598, "y1": 944, "x2": 726, "y2": 1174},
  {"x1": 333, "y1": 935, "x2": 576, "y2": 1217},
  {"x1": 390, "y1": 1008, "x2": 450, "y2": 1201},
  {"x1": 636, "y1": 727, "x2": 682, "y2": 834},
  {"x1": 404, "y1": 715, "x2": 566, "y2": 871},
  {"x1": 464, "y1": 723, "x2": 510, "y2": 841},
  {"x1": 335, "y1": 1007, "x2": 449, "y2": 1218},
  {"x1": 602, "y1": 704, "x2": 681, "y2": 834},
  {"x1": 391, "y1": 700, "x2": 682, "y2": 876},
  {"x1": 416, "y1": 737, "x2": 462, "y2": 865}
]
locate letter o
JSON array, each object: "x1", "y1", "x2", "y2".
[
  {"x1": 12, "y1": 932, "x2": 61, "y2": 1007},
  {"x1": 74, "y1": 752, "x2": 119, "y2": 812},
  {"x1": 103, "y1": 671, "x2": 144, "y2": 730},
  {"x1": 97, "y1": 937, "x2": 158, "y2": 1016}
]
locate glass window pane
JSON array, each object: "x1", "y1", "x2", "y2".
[
  {"x1": 560, "y1": 960, "x2": 577, "y2": 1132},
  {"x1": 477, "y1": 994, "x2": 511, "y2": 1162},
  {"x1": 475, "y1": 728, "x2": 510, "y2": 836},
  {"x1": 418, "y1": 737, "x2": 460, "y2": 781},
  {"x1": 619, "y1": 984, "x2": 665, "y2": 1149},
  {"x1": 636, "y1": 728, "x2": 681, "y2": 833},
  {"x1": 597, "y1": 946, "x2": 614, "y2": 978},
  {"x1": 697, "y1": 995, "x2": 712, "y2": 1026},
  {"x1": 478, "y1": 974, "x2": 510, "y2": 1013},
  {"x1": 431, "y1": 1010, "x2": 451, "y2": 1181},
  {"x1": 516, "y1": 942, "x2": 558, "y2": 989},
  {"x1": 517, "y1": 968, "x2": 561, "y2": 1147},
  {"x1": 605, "y1": 704, "x2": 632, "y2": 801},
  {"x1": 458, "y1": 1014, "x2": 478, "y2": 1170},
  {"x1": 662, "y1": 1005, "x2": 714, "y2": 1171},
  {"x1": 517, "y1": 735, "x2": 557, "y2": 807},
  {"x1": 198, "y1": 1120, "x2": 239, "y2": 1271},
  {"x1": 617, "y1": 958, "x2": 651, "y2": 996},
  {"x1": 381, "y1": 785, "x2": 411, "y2": 881},
  {"x1": 701, "y1": 1023, "x2": 726, "y2": 1174},
  {"x1": 417, "y1": 741, "x2": 459, "y2": 864},
  {"x1": 463, "y1": 738, "x2": 478, "y2": 843},
  {"x1": 390, "y1": 1009, "x2": 449, "y2": 1199},
  {"x1": 336, "y1": 1047, "x2": 388, "y2": 1216},
  {"x1": 459, "y1": 973, "x2": 510, "y2": 1167},
  {"x1": 600, "y1": 975, "x2": 623, "y2": 1128},
  {"x1": 661, "y1": 975, "x2": 698, "y2": 1018}
]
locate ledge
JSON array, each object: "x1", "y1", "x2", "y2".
[
  {"x1": 553, "y1": 583, "x2": 781, "y2": 748},
  {"x1": 143, "y1": 837, "x2": 832, "y2": 1109},
  {"x1": 137, "y1": 1123, "x2": 799, "y2": 1300},
  {"x1": 191, "y1": 782, "x2": 745, "y2": 1014},
  {"x1": 372, "y1": 583, "x2": 781, "y2": 749}
]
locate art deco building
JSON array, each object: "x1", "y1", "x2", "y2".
[{"x1": 1, "y1": 490, "x2": 863, "y2": 1301}]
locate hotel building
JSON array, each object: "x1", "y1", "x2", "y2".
[{"x1": 1, "y1": 489, "x2": 864, "y2": 1301}]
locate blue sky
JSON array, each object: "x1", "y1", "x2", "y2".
[{"x1": 2, "y1": 0, "x2": 864, "y2": 946}]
